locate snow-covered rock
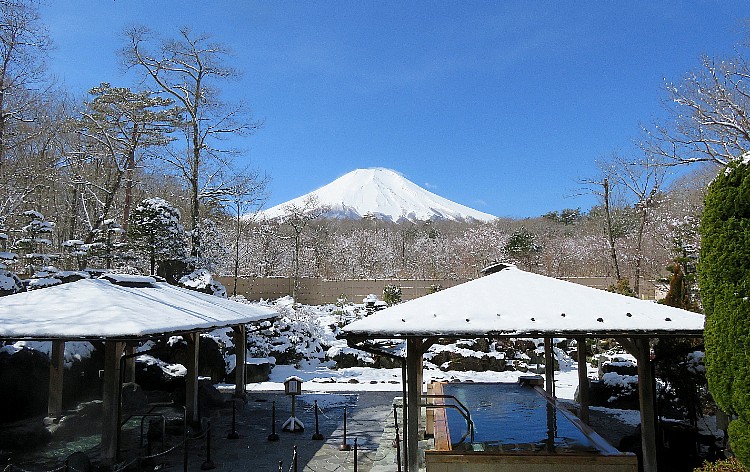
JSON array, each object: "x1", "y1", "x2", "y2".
[{"x1": 179, "y1": 269, "x2": 227, "y2": 298}]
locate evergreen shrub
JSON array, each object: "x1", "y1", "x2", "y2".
[{"x1": 699, "y1": 159, "x2": 750, "y2": 465}]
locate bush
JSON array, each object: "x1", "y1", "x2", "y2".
[
  {"x1": 383, "y1": 284, "x2": 402, "y2": 305},
  {"x1": 694, "y1": 457, "x2": 747, "y2": 471},
  {"x1": 699, "y1": 159, "x2": 750, "y2": 466}
]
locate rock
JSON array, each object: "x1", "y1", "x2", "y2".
[
  {"x1": 0, "y1": 416, "x2": 51, "y2": 449},
  {"x1": 330, "y1": 351, "x2": 368, "y2": 368},
  {"x1": 0, "y1": 347, "x2": 50, "y2": 422},
  {"x1": 227, "y1": 360, "x2": 272, "y2": 383},
  {"x1": 121, "y1": 382, "x2": 148, "y2": 415},
  {"x1": 134, "y1": 357, "x2": 186, "y2": 392},
  {"x1": 198, "y1": 379, "x2": 226, "y2": 410},
  {"x1": 65, "y1": 451, "x2": 91, "y2": 472},
  {"x1": 49, "y1": 401, "x2": 103, "y2": 441}
]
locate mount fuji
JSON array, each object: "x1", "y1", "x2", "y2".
[{"x1": 260, "y1": 168, "x2": 496, "y2": 222}]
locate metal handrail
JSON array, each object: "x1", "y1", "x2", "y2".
[{"x1": 420, "y1": 394, "x2": 475, "y2": 443}]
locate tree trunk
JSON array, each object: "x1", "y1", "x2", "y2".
[
  {"x1": 121, "y1": 125, "x2": 138, "y2": 236},
  {"x1": 603, "y1": 178, "x2": 621, "y2": 280}
]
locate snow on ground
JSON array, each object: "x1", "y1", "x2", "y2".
[
  {"x1": 590, "y1": 406, "x2": 642, "y2": 427},
  {"x1": 225, "y1": 351, "x2": 595, "y2": 401}
]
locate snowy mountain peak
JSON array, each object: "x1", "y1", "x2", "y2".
[{"x1": 259, "y1": 168, "x2": 496, "y2": 222}]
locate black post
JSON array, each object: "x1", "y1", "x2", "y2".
[
  {"x1": 353, "y1": 437, "x2": 358, "y2": 472},
  {"x1": 312, "y1": 399, "x2": 324, "y2": 440},
  {"x1": 268, "y1": 400, "x2": 280, "y2": 441},
  {"x1": 278, "y1": 461, "x2": 283, "y2": 472},
  {"x1": 293, "y1": 444, "x2": 299, "y2": 472},
  {"x1": 183, "y1": 408, "x2": 189, "y2": 472},
  {"x1": 393, "y1": 405, "x2": 402, "y2": 472},
  {"x1": 201, "y1": 419, "x2": 216, "y2": 470},
  {"x1": 339, "y1": 406, "x2": 351, "y2": 451},
  {"x1": 228, "y1": 399, "x2": 240, "y2": 439}
]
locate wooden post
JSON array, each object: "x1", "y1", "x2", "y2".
[
  {"x1": 405, "y1": 338, "x2": 423, "y2": 472},
  {"x1": 635, "y1": 337, "x2": 658, "y2": 472},
  {"x1": 233, "y1": 325, "x2": 247, "y2": 397},
  {"x1": 48, "y1": 339, "x2": 65, "y2": 418},
  {"x1": 123, "y1": 343, "x2": 136, "y2": 384},
  {"x1": 185, "y1": 332, "x2": 200, "y2": 424},
  {"x1": 577, "y1": 337, "x2": 590, "y2": 424},
  {"x1": 544, "y1": 337, "x2": 555, "y2": 397},
  {"x1": 101, "y1": 340, "x2": 124, "y2": 467}
]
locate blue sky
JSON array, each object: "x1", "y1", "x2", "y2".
[{"x1": 40, "y1": 1, "x2": 748, "y2": 218}]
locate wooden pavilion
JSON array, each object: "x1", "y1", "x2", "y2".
[
  {"x1": 0, "y1": 274, "x2": 276, "y2": 468},
  {"x1": 342, "y1": 264, "x2": 705, "y2": 472}
]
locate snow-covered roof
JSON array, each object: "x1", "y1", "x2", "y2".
[
  {"x1": 343, "y1": 266, "x2": 705, "y2": 338},
  {"x1": 0, "y1": 278, "x2": 277, "y2": 340}
]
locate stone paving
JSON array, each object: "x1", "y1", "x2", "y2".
[{"x1": 152, "y1": 391, "x2": 404, "y2": 472}]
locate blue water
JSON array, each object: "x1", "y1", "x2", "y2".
[{"x1": 443, "y1": 383, "x2": 599, "y2": 453}]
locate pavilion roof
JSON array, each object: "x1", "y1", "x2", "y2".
[
  {"x1": 0, "y1": 277, "x2": 277, "y2": 340},
  {"x1": 343, "y1": 266, "x2": 704, "y2": 339}
]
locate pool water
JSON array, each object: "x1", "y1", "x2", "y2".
[{"x1": 443, "y1": 382, "x2": 599, "y2": 453}]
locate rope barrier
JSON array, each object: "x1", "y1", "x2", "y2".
[{"x1": 1, "y1": 463, "x2": 67, "y2": 472}]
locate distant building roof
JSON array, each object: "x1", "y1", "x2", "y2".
[
  {"x1": 343, "y1": 266, "x2": 704, "y2": 338},
  {"x1": 0, "y1": 278, "x2": 277, "y2": 340}
]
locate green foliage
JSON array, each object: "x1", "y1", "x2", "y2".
[
  {"x1": 504, "y1": 227, "x2": 541, "y2": 268},
  {"x1": 607, "y1": 278, "x2": 637, "y2": 297},
  {"x1": 427, "y1": 284, "x2": 443, "y2": 294},
  {"x1": 699, "y1": 159, "x2": 750, "y2": 466},
  {"x1": 542, "y1": 208, "x2": 582, "y2": 225},
  {"x1": 383, "y1": 284, "x2": 402, "y2": 306},
  {"x1": 695, "y1": 457, "x2": 747, "y2": 471},
  {"x1": 128, "y1": 198, "x2": 187, "y2": 275}
]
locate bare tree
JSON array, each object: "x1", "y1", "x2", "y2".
[
  {"x1": 218, "y1": 169, "x2": 268, "y2": 296},
  {"x1": 599, "y1": 154, "x2": 667, "y2": 295},
  {"x1": 643, "y1": 44, "x2": 750, "y2": 167},
  {"x1": 0, "y1": 0, "x2": 51, "y2": 166},
  {"x1": 278, "y1": 195, "x2": 329, "y2": 298},
  {"x1": 123, "y1": 26, "x2": 261, "y2": 259}
]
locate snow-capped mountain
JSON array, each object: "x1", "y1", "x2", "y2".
[{"x1": 259, "y1": 168, "x2": 496, "y2": 222}]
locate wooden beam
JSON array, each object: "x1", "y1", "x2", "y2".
[
  {"x1": 47, "y1": 339, "x2": 65, "y2": 418},
  {"x1": 405, "y1": 338, "x2": 423, "y2": 472},
  {"x1": 101, "y1": 340, "x2": 124, "y2": 467},
  {"x1": 233, "y1": 325, "x2": 247, "y2": 397},
  {"x1": 544, "y1": 337, "x2": 555, "y2": 397},
  {"x1": 577, "y1": 337, "x2": 590, "y2": 424},
  {"x1": 634, "y1": 337, "x2": 658, "y2": 472},
  {"x1": 185, "y1": 332, "x2": 200, "y2": 425}
]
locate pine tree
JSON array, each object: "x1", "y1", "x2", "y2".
[
  {"x1": 128, "y1": 198, "x2": 187, "y2": 275},
  {"x1": 699, "y1": 158, "x2": 750, "y2": 464},
  {"x1": 12, "y1": 210, "x2": 55, "y2": 276}
]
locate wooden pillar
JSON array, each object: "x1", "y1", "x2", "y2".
[
  {"x1": 233, "y1": 325, "x2": 247, "y2": 397},
  {"x1": 635, "y1": 337, "x2": 658, "y2": 472},
  {"x1": 406, "y1": 338, "x2": 423, "y2": 472},
  {"x1": 123, "y1": 344, "x2": 136, "y2": 384},
  {"x1": 185, "y1": 332, "x2": 200, "y2": 424},
  {"x1": 544, "y1": 337, "x2": 555, "y2": 397},
  {"x1": 47, "y1": 340, "x2": 65, "y2": 418},
  {"x1": 101, "y1": 340, "x2": 124, "y2": 467},
  {"x1": 577, "y1": 337, "x2": 590, "y2": 424}
]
